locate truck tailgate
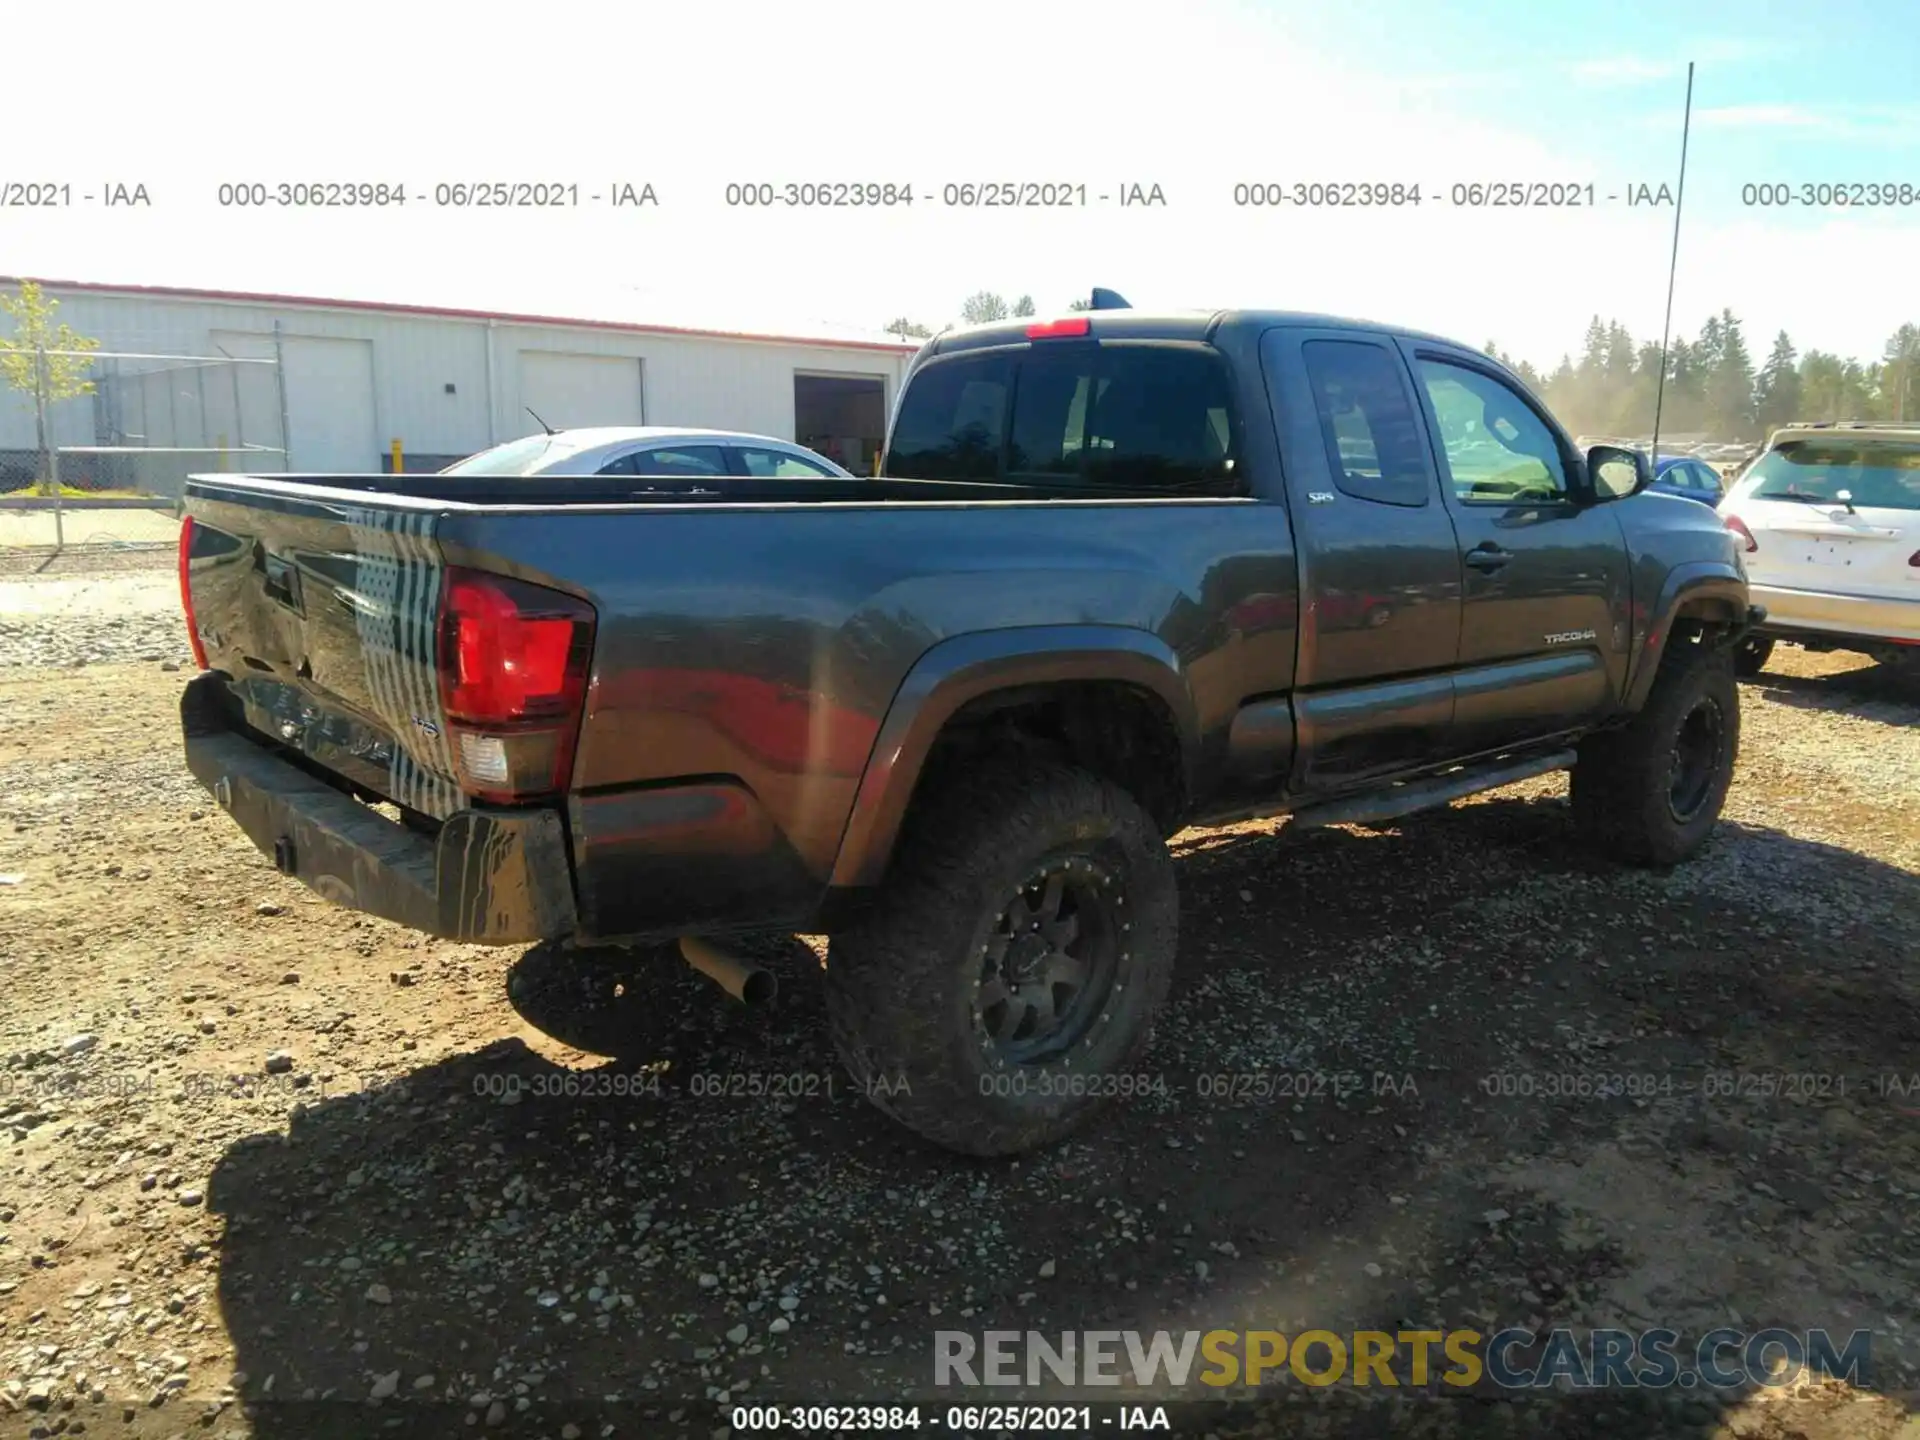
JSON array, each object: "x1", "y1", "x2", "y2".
[{"x1": 183, "y1": 482, "x2": 465, "y2": 819}]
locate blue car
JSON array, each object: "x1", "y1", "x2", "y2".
[{"x1": 1647, "y1": 455, "x2": 1728, "y2": 506}]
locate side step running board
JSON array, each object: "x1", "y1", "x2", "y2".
[{"x1": 1287, "y1": 749, "x2": 1577, "y2": 831}]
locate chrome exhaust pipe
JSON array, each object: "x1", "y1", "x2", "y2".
[{"x1": 678, "y1": 936, "x2": 778, "y2": 1008}]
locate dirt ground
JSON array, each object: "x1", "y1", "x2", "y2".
[
  {"x1": 0, "y1": 508, "x2": 182, "y2": 553},
  {"x1": 1, "y1": 550, "x2": 1918, "y2": 1440}
]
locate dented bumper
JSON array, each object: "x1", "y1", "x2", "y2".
[{"x1": 180, "y1": 673, "x2": 577, "y2": 945}]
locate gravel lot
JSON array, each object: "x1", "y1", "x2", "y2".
[{"x1": 1, "y1": 552, "x2": 1917, "y2": 1440}]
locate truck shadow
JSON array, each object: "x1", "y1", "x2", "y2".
[
  {"x1": 499, "y1": 933, "x2": 822, "y2": 1060},
  {"x1": 204, "y1": 797, "x2": 1920, "y2": 1438}
]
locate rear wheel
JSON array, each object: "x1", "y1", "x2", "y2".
[
  {"x1": 1571, "y1": 640, "x2": 1739, "y2": 866},
  {"x1": 1732, "y1": 634, "x2": 1774, "y2": 678},
  {"x1": 825, "y1": 760, "x2": 1177, "y2": 1156}
]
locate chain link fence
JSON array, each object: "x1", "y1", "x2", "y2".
[{"x1": 1, "y1": 346, "x2": 287, "y2": 550}]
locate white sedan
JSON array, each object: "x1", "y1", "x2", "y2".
[
  {"x1": 1717, "y1": 422, "x2": 1920, "y2": 674},
  {"x1": 440, "y1": 426, "x2": 857, "y2": 480}
]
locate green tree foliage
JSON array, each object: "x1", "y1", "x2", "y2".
[
  {"x1": 0, "y1": 282, "x2": 101, "y2": 494},
  {"x1": 1883, "y1": 323, "x2": 1920, "y2": 422},
  {"x1": 960, "y1": 291, "x2": 1011, "y2": 324},
  {"x1": 1797, "y1": 351, "x2": 1877, "y2": 422},
  {"x1": 1012, "y1": 295, "x2": 1036, "y2": 317},
  {"x1": 1484, "y1": 312, "x2": 1919, "y2": 439},
  {"x1": 1753, "y1": 331, "x2": 1801, "y2": 436},
  {"x1": 884, "y1": 317, "x2": 933, "y2": 339},
  {"x1": 1704, "y1": 309, "x2": 1757, "y2": 437}
]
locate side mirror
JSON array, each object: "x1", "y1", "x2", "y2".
[{"x1": 1585, "y1": 444, "x2": 1652, "y2": 504}]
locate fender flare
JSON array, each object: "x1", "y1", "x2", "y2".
[
  {"x1": 1625, "y1": 561, "x2": 1749, "y2": 711},
  {"x1": 828, "y1": 626, "x2": 1199, "y2": 888}
]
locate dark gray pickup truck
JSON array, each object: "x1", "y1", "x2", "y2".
[{"x1": 178, "y1": 297, "x2": 1760, "y2": 1155}]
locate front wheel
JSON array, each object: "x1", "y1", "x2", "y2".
[
  {"x1": 1733, "y1": 634, "x2": 1774, "y2": 677},
  {"x1": 825, "y1": 760, "x2": 1178, "y2": 1156},
  {"x1": 1571, "y1": 641, "x2": 1740, "y2": 866}
]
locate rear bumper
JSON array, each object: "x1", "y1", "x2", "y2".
[
  {"x1": 181, "y1": 673, "x2": 578, "y2": 945},
  {"x1": 1750, "y1": 583, "x2": 1920, "y2": 645}
]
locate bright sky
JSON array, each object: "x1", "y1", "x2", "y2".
[{"x1": 9, "y1": 0, "x2": 1917, "y2": 366}]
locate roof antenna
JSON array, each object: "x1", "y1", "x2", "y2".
[
  {"x1": 1089, "y1": 287, "x2": 1131, "y2": 310},
  {"x1": 1648, "y1": 61, "x2": 1695, "y2": 470},
  {"x1": 526, "y1": 406, "x2": 558, "y2": 435}
]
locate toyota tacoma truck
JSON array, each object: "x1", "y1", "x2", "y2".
[{"x1": 177, "y1": 295, "x2": 1760, "y2": 1156}]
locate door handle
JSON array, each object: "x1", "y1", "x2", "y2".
[{"x1": 1465, "y1": 545, "x2": 1512, "y2": 572}]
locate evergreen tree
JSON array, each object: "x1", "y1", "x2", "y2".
[
  {"x1": 1798, "y1": 351, "x2": 1876, "y2": 421},
  {"x1": 1604, "y1": 323, "x2": 1636, "y2": 385},
  {"x1": 1446, "y1": 312, "x2": 1914, "y2": 437},
  {"x1": 1704, "y1": 309, "x2": 1757, "y2": 438},
  {"x1": 1881, "y1": 323, "x2": 1920, "y2": 421},
  {"x1": 1578, "y1": 316, "x2": 1608, "y2": 379},
  {"x1": 1662, "y1": 337, "x2": 1706, "y2": 434},
  {"x1": 1695, "y1": 314, "x2": 1724, "y2": 373},
  {"x1": 1753, "y1": 331, "x2": 1801, "y2": 436}
]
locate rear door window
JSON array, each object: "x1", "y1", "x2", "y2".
[
  {"x1": 1300, "y1": 340, "x2": 1434, "y2": 507},
  {"x1": 888, "y1": 346, "x2": 1239, "y2": 493},
  {"x1": 631, "y1": 446, "x2": 728, "y2": 478},
  {"x1": 737, "y1": 446, "x2": 839, "y2": 478}
]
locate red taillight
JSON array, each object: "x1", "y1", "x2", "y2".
[
  {"x1": 443, "y1": 574, "x2": 580, "y2": 722},
  {"x1": 436, "y1": 568, "x2": 595, "y2": 803},
  {"x1": 1724, "y1": 514, "x2": 1758, "y2": 553},
  {"x1": 1908, "y1": 549, "x2": 1920, "y2": 567},
  {"x1": 1027, "y1": 317, "x2": 1090, "y2": 339},
  {"x1": 178, "y1": 515, "x2": 209, "y2": 671}
]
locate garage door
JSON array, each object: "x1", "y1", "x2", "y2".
[
  {"x1": 518, "y1": 352, "x2": 645, "y2": 431},
  {"x1": 279, "y1": 336, "x2": 378, "y2": 472}
]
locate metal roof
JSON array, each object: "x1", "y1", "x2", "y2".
[{"x1": 0, "y1": 276, "x2": 922, "y2": 355}]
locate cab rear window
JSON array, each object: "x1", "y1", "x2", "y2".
[
  {"x1": 887, "y1": 345, "x2": 1240, "y2": 493},
  {"x1": 1748, "y1": 441, "x2": 1920, "y2": 511}
]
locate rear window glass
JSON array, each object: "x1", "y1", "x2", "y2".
[
  {"x1": 887, "y1": 355, "x2": 1011, "y2": 481},
  {"x1": 440, "y1": 434, "x2": 585, "y2": 476},
  {"x1": 888, "y1": 346, "x2": 1239, "y2": 492},
  {"x1": 1747, "y1": 441, "x2": 1920, "y2": 511}
]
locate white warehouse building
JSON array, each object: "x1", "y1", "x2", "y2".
[{"x1": 0, "y1": 278, "x2": 920, "y2": 492}]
